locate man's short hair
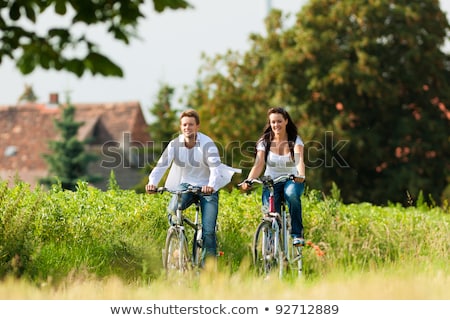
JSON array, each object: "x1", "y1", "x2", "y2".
[{"x1": 180, "y1": 109, "x2": 200, "y2": 125}]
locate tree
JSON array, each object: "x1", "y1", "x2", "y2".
[
  {"x1": 187, "y1": 2, "x2": 450, "y2": 205},
  {"x1": 147, "y1": 83, "x2": 178, "y2": 151},
  {"x1": 40, "y1": 100, "x2": 100, "y2": 190},
  {"x1": 17, "y1": 84, "x2": 38, "y2": 103},
  {"x1": 134, "y1": 83, "x2": 178, "y2": 192},
  {"x1": 291, "y1": 0, "x2": 450, "y2": 205},
  {"x1": 0, "y1": 0, "x2": 192, "y2": 77},
  {"x1": 184, "y1": 10, "x2": 315, "y2": 177}
]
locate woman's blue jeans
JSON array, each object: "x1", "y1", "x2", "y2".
[
  {"x1": 168, "y1": 183, "x2": 219, "y2": 261},
  {"x1": 262, "y1": 180, "x2": 305, "y2": 238}
]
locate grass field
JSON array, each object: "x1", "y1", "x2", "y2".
[
  {"x1": 1, "y1": 263, "x2": 449, "y2": 300},
  {"x1": 1, "y1": 180, "x2": 449, "y2": 300}
]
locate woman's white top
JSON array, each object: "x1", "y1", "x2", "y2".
[{"x1": 256, "y1": 136, "x2": 304, "y2": 179}]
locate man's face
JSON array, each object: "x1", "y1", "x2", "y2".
[{"x1": 180, "y1": 116, "x2": 199, "y2": 139}]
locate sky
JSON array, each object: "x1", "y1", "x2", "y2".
[
  {"x1": 0, "y1": 0, "x2": 306, "y2": 122},
  {"x1": 1, "y1": 0, "x2": 449, "y2": 123}
]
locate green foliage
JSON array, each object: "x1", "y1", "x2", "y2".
[
  {"x1": 187, "y1": 2, "x2": 450, "y2": 206},
  {"x1": 0, "y1": 180, "x2": 448, "y2": 286},
  {"x1": 108, "y1": 170, "x2": 120, "y2": 192},
  {"x1": 294, "y1": 0, "x2": 450, "y2": 206},
  {"x1": 147, "y1": 84, "x2": 179, "y2": 152},
  {"x1": 134, "y1": 84, "x2": 179, "y2": 192},
  {"x1": 40, "y1": 102, "x2": 100, "y2": 191},
  {"x1": 1, "y1": 0, "x2": 192, "y2": 76},
  {"x1": 0, "y1": 181, "x2": 41, "y2": 278},
  {"x1": 330, "y1": 182, "x2": 342, "y2": 203}
]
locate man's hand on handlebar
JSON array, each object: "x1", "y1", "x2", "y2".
[
  {"x1": 145, "y1": 184, "x2": 157, "y2": 194},
  {"x1": 201, "y1": 185, "x2": 215, "y2": 195}
]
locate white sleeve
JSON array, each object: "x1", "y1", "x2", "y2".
[
  {"x1": 256, "y1": 140, "x2": 266, "y2": 151},
  {"x1": 148, "y1": 141, "x2": 174, "y2": 186},
  {"x1": 205, "y1": 141, "x2": 223, "y2": 189}
]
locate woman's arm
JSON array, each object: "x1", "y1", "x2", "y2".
[
  {"x1": 294, "y1": 144, "x2": 306, "y2": 182},
  {"x1": 248, "y1": 149, "x2": 266, "y2": 179},
  {"x1": 241, "y1": 150, "x2": 266, "y2": 190}
]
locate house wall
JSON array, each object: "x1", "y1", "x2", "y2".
[{"x1": 86, "y1": 145, "x2": 149, "y2": 191}]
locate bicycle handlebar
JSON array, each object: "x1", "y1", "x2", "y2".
[
  {"x1": 238, "y1": 174, "x2": 303, "y2": 187},
  {"x1": 156, "y1": 185, "x2": 203, "y2": 195}
]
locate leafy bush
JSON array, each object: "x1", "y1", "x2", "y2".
[{"x1": 0, "y1": 178, "x2": 448, "y2": 286}]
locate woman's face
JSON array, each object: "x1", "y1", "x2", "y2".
[{"x1": 269, "y1": 112, "x2": 288, "y2": 135}]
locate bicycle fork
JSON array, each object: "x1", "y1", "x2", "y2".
[
  {"x1": 270, "y1": 218, "x2": 280, "y2": 260},
  {"x1": 267, "y1": 193, "x2": 282, "y2": 265}
]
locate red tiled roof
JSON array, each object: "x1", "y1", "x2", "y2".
[
  {"x1": 0, "y1": 104, "x2": 59, "y2": 171},
  {"x1": 0, "y1": 101, "x2": 150, "y2": 185}
]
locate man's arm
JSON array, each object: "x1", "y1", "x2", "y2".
[
  {"x1": 206, "y1": 143, "x2": 222, "y2": 192},
  {"x1": 147, "y1": 143, "x2": 173, "y2": 191}
]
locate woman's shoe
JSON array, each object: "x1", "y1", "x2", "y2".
[{"x1": 293, "y1": 237, "x2": 305, "y2": 247}]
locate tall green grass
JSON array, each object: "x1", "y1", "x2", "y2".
[{"x1": 0, "y1": 178, "x2": 449, "y2": 287}]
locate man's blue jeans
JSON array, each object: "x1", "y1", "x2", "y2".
[
  {"x1": 168, "y1": 183, "x2": 219, "y2": 260},
  {"x1": 262, "y1": 180, "x2": 305, "y2": 238}
]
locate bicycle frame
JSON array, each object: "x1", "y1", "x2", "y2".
[{"x1": 240, "y1": 175, "x2": 303, "y2": 278}]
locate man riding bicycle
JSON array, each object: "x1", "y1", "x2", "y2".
[{"x1": 146, "y1": 109, "x2": 240, "y2": 265}]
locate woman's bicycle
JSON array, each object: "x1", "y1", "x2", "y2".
[
  {"x1": 156, "y1": 185, "x2": 203, "y2": 275},
  {"x1": 238, "y1": 174, "x2": 304, "y2": 278}
]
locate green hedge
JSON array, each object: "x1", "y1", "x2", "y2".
[{"x1": 1, "y1": 179, "x2": 448, "y2": 285}]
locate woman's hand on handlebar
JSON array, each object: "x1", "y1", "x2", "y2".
[
  {"x1": 238, "y1": 179, "x2": 252, "y2": 191},
  {"x1": 292, "y1": 175, "x2": 305, "y2": 183}
]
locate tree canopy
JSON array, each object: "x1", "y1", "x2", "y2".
[
  {"x1": 0, "y1": 0, "x2": 192, "y2": 76},
  {"x1": 186, "y1": 0, "x2": 450, "y2": 205}
]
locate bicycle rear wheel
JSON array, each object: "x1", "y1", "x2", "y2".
[
  {"x1": 252, "y1": 220, "x2": 281, "y2": 276},
  {"x1": 277, "y1": 231, "x2": 303, "y2": 279},
  {"x1": 284, "y1": 212, "x2": 303, "y2": 278},
  {"x1": 290, "y1": 245, "x2": 303, "y2": 277},
  {"x1": 163, "y1": 227, "x2": 190, "y2": 274}
]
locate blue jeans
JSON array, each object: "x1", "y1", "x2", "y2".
[
  {"x1": 168, "y1": 183, "x2": 219, "y2": 260},
  {"x1": 262, "y1": 180, "x2": 305, "y2": 238}
]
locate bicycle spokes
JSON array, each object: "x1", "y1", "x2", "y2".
[
  {"x1": 164, "y1": 228, "x2": 190, "y2": 274},
  {"x1": 253, "y1": 221, "x2": 280, "y2": 276}
]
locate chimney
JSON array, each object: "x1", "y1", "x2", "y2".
[{"x1": 49, "y1": 93, "x2": 59, "y2": 105}]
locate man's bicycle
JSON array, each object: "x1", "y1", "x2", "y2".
[
  {"x1": 238, "y1": 174, "x2": 304, "y2": 278},
  {"x1": 156, "y1": 185, "x2": 203, "y2": 274}
]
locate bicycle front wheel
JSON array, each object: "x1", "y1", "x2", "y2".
[
  {"x1": 192, "y1": 229, "x2": 202, "y2": 268},
  {"x1": 163, "y1": 227, "x2": 190, "y2": 274},
  {"x1": 252, "y1": 220, "x2": 281, "y2": 276}
]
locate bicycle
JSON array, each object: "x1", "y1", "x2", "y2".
[
  {"x1": 156, "y1": 185, "x2": 204, "y2": 274},
  {"x1": 238, "y1": 174, "x2": 304, "y2": 278}
]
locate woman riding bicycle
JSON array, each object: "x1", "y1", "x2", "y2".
[{"x1": 241, "y1": 107, "x2": 306, "y2": 247}]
